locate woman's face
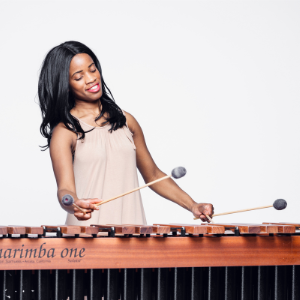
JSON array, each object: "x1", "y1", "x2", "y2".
[{"x1": 69, "y1": 53, "x2": 102, "y2": 101}]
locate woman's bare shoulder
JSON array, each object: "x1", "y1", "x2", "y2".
[
  {"x1": 51, "y1": 123, "x2": 77, "y2": 149},
  {"x1": 123, "y1": 110, "x2": 140, "y2": 134}
]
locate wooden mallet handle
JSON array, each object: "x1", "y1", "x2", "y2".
[
  {"x1": 73, "y1": 203, "x2": 86, "y2": 214},
  {"x1": 96, "y1": 175, "x2": 171, "y2": 207},
  {"x1": 194, "y1": 205, "x2": 272, "y2": 220},
  {"x1": 96, "y1": 166, "x2": 187, "y2": 207},
  {"x1": 193, "y1": 199, "x2": 287, "y2": 220}
]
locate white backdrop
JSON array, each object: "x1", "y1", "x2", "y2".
[{"x1": 0, "y1": 0, "x2": 299, "y2": 226}]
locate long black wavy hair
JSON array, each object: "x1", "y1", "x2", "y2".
[{"x1": 38, "y1": 41, "x2": 126, "y2": 150}]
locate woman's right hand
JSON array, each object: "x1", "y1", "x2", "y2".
[{"x1": 74, "y1": 198, "x2": 102, "y2": 221}]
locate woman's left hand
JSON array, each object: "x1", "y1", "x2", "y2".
[{"x1": 191, "y1": 203, "x2": 214, "y2": 222}]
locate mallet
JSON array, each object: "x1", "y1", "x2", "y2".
[
  {"x1": 95, "y1": 166, "x2": 187, "y2": 207},
  {"x1": 62, "y1": 167, "x2": 187, "y2": 214},
  {"x1": 194, "y1": 199, "x2": 287, "y2": 220},
  {"x1": 61, "y1": 194, "x2": 86, "y2": 214}
]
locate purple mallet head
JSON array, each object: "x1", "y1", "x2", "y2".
[{"x1": 62, "y1": 194, "x2": 74, "y2": 206}]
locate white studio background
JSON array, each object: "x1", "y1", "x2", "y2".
[{"x1": 0, "y1": 0, "x2": 299, "y2": 226}]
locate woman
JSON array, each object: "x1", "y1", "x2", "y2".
[{"x1": 38, "y1": 41, "x2": 213, "y2": 225}]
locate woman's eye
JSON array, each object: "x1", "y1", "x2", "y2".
[
  {"x1": 91, "y1": 69, "x2": 97, "y2": 73},
  {"x1": 75, "y1": 77, "x2": 82, "y2": 81}
]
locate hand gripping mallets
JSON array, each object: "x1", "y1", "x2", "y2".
[
  {"x1": 61, "y1": 167, "x2": 187, "y2": 214},
  {"x1": 194, "y1": 199, "x2": 287, "y2": 221}
]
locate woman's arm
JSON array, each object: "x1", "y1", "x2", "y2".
[
  {"x1": 125, "y1": 112, "x2": 214, "y2": 222},
  {"x1": 50, "y1": 123, "x2": 100, "y2": 220}
]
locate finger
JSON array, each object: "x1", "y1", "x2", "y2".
[
  {"x1": 198, "y1": 213, "x2": 208, "y2": 221},
  {"x1": 77, "y1": 201, "x2": 97, "y2": 210},
  {"x1": 74, "y1": 212, "x2": 91, "y2": 218},
  {"x1": 86, "y1": 199, "x2": 102, "y2": 209},
  {"x1": 74, "y1": 212, "x2": 91, "y2": 220},
  {"x1": 74, "y1": 207, "x2": 93, "y2": 213},
  {"x1": 203, "y1": 206, "x2": 213, "y2": 216},
  {"x1": 74, "y1": 211, "x2": 91, "y2": 217},
  {"x1": 88, "y1": 203, "x2": 100, "y2": 210},
  {"x1": 210, "y1": 205, "x2": 214, "y2": 216},
  {"x1": 199, "y1": 215, "x2": 207, "y2": 222},
  {"x1": 203, "y1": 207, "x2": 212, "y2": 216},
  {"x1": 88, "y1": 199, "x2": 103, "y2": 203},
  {"x1": 88, "y1": 199, "x2": 102, "y2": 207}
]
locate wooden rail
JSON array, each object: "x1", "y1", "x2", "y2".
[{"x1": 0, "y1": 235, "x2": 299, "y2": 270}]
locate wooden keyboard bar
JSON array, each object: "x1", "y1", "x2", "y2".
[
  {"x1": 92, "y1": 224, "x2": 135, "y2": 235},
  {"x1": 8, "y1": 226, "x2": 44, "y2": 235},
  {"x1": 230, "y1": 223, "x2": 279, "y2": 234},
  {"x1": 25, "y1": 226, "x2": 44, "y2": 235},
  {"x1": 155, "y1": 224, "x2": 225, "y2": 234},
  {"x1": 42, "y1": 225, "x2": 81, "y2": 235},
  {"x1": 7, "y1": 226, "x2": 26, "y2": 235},
  {"x1": 79, "y1": 226, "x2": 99, "y2": 235},
  {"x1": 152, "y1": 225, "x2": 171, "y2": 234},
  {"x1": 262, "y1": 223, "x2": 296, "y2": 233},
  {"x1": 275, "y1": 222, "x2": 300, "y2": 229},
  {"x1": 0, "y1": 227, "x2": 8, "y2": 235},
  {"x1": 119, "y1": 225, "x2": 153, "y2": 234},
  {"x1": 106, "y1": 224, "x2": 153, "y2": 235},
  {"x1": 203, "y1": 223, "x2": 261, "y2": 234}
]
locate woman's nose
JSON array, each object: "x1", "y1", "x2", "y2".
[{"x1": 85, "y1": 72, "x2": 96, "y2": 84}]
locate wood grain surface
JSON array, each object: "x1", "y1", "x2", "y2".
[
  {"x1": 0, "y1": 227, "x2": 8, "y2": 235},
  {"x1": 79, "y1": 226, "x2": 99, "y2": 235},
  {"x1": 155, "y1": 223, "x2": 225, "y2": 234},
  {"x1": 217, "y1": 223, "x2": 280, "y2": 234},
  {"x1": 111, "y1": 224, "x2": 153, "y2": 235},
  {"x1": 91, "y1": 224, "x2": 135, "y2": 235},
  {"x1": 204, "y1": 223, "x2": 261, "y2": 234},
  {"x1": 42, "y1": 225, "x2": 82, "y2": 235},
  {"x1": 7, "y1": 226, "x2": 26, "y2": 235},
  {"x1": 0, "y1": 235, "x2": 299, "y2": 270},
  {"x1": 263, "y1": 223, "x2": 297, "y2": 233},
  {"x1": 25, "y1": 227, "x2": 44, "y2": 235},
  {"x1": 151, "y1": 225, "x2": 170, "y2": 234}
]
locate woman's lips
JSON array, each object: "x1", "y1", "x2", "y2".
[{"x1": 87, "y1": 83, "x2": 100, "y2": 93}]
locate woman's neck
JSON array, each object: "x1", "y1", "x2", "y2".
[{"x1": 71, "y1": 99, "x2": 102, "y2": 119}]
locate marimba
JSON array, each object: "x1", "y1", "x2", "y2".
[{"x1": 0, "y1": 222, "x2": 299, "y2": 300}]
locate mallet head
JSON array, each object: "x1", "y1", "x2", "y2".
[
  {"x1": 171, "y1": 167, "x2": 187, "y2": 179},
  {"x1": 62, "y1": 194, "x2": 74, "y2": 206},
  {"x1": 273, "y1": 199, "x2": 287, "y2": 210}
]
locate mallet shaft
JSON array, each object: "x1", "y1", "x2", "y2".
[
  {"x1": 96, "y1": 175, "x2": 171, "y2": 207},
  {"x1": 73, "y1": 203, "x2": 86, "y2": 214},
  {"x1": 194, "y1": 204, "x2": 273, "y2": 220},
  {"x1": 205, "y1": 214, "x2": 213, "y2": 223}
]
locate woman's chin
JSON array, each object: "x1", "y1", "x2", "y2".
[{"x1": 78, "y1": 91, "x2": 103, "y2": 102}]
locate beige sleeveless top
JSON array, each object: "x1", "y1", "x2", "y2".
[{"x1": 65, "y1": 113, "x2": 147, "y2": 226}]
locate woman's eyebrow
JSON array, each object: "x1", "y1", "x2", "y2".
[
  {"x1": 71, "y1": 63, "x2": 95, "y2": 78},
  {"x1": 71, "y1": 70, "x2": 83, "y2": 77}
]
